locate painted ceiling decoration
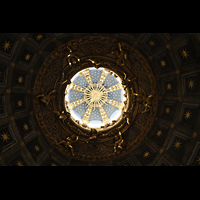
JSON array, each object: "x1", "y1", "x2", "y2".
[
  {"x1": 65, "y1": 67, "x2": 126, "y2": 129},
  {"x1": 0, "y1": 33, "x2": 199, "y2": 166},
  {"x1": 33, "y1": 36, "x2": 157, "y2": 161}
]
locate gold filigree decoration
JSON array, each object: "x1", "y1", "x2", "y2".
[{"x1": 33, "y1": 36, "x2": 158, "y2": 161}]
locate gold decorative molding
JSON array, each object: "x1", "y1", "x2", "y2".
[{"x1": 33, "y1": 36, "x2": 158, "y2": 162}]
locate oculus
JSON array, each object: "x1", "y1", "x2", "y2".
[{"x1": 65, "y1": 67, "x2": 127, "y2": 129}]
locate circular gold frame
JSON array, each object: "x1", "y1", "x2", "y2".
[
  {"x1": 33, "y1": 36, "x2": 158, "y2": 162},
  {"x1": 64, "y1": 67, "x2": 127, "y2": 130}
]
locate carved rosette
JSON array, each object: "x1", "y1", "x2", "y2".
[{"x1": 33, "y1": 36, "x2": 158, "y2": 162}]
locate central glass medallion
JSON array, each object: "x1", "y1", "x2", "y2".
[{"x1": 65, "y1": 67, "x2": 127, "y2": 129}]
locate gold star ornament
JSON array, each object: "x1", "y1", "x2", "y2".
[
  {"x1": 187, "y1": 79, "x2": 196, "y2": 89},
  {"x1": 160, "y1": 59, "x2": 166, "y2": 67},
  {"x1": 16, "y1": 160, "x2": 24, "y2": 166},
  {"x1": 18, "y1": 76, "x2": 24, "y2": 84},
  {"x1": 36, "y1": 34, "x2": 43, "y2": 41},
  {"x1": 51, "y1": 162, "x2": 57, "y2": 166},
  {"x1": 3, "y1": 41, "x2": 12, "y2": 51},
  {"x1": 34, "y1": 145, "x2": 40, "y2": 152},
  {"x1": 143, "y1": 151, "x2": 150, "y2": 158},
  {"x1": 1, "y1": 132, "x2": 10, "y2": 142},
  {"x1": 166, "y1": 83, "x2": 172, "y2": 91},
  {"x1": 25, "y1": 53, "x2": 31, "y2": 61},
  {"x1": 156, "y1": 130, "x2": 162, "y2": 137},
  {"x1": 180, "y1": 49, "x2": 189, "y2": 59},
  {"x1": 184, "y1": 110, "x2": 192, "y2": 120},
  {"x1": 23, "y1": 123, "x2": 29, "y2": 131},
  {"x1": 165, "y1": 107, "x2": 171, "y2": 114},
  {"x1": 17, "y1": 100, "x2": 23, "y2": 107},
  {"x1": 148, "y1": 40, "x2": 155, "y2": 46},
  {"x1": 173, "y1": 140, "x2": 181, "y2": 149}
]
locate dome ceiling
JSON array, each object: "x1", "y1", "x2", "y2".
[
  {"x1": 0, "y1": 33, "x2": 200, "y2": 166},
  {"x1": 66, "y1": 67, "x2": 125, "y2": 127}
]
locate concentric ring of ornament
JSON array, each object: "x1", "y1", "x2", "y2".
[
  {"x1": 65, "y1": 67, "x2": 127, "y2": 129},
  {"x1": 33, "y1": 35, "x2": 158, "y2": 162}
]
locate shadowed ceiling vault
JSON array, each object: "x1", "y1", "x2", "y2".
[{"x1": 0, "y1": 33, "x2": 200, "y2": 166}]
